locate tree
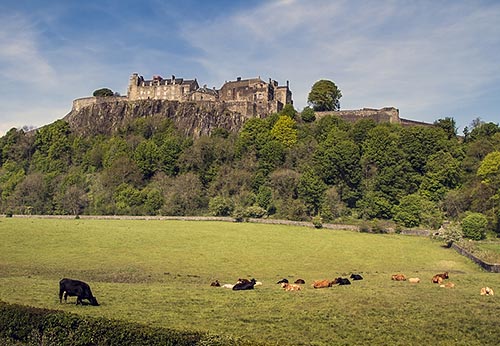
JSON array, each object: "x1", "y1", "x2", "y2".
[
  {"x1": 297, "y1": 168, "x2": 326, "y2": 215},
  {"x1": 93, "y1": 88, "x2": 114, "y2": 97},
  {"x1": 307, "y1": 80, "x2": 342, "y2": 111},
  {"x1": 271, "y1": 116, "x2": 297, "y2": 148},
  {"x1": 461, "y1": 212, "x2": 488, "y2": 240},
  {"x1": 434, "y1": 117, "x2": 457, "y2": 139},
  {"x1": 300, "y1": 107, "x2": 316, "y2": 123}
]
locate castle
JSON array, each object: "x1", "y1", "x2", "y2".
[{"x1": 127, "y1": 73, "x2": 293, "y2": 117}]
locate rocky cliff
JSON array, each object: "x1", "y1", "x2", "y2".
[{"x1": 63, "y1": 98, "x2": 252, "y2": 137}]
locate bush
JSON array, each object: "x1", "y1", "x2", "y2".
[
  {"x1": 209, "y1": 196, "x2": 234, "y2": 216},
  {"x1": 461, "y1": 212, "x2": 488, "y2": 240},
  {"x1": 0, "y1": 301, "x2": 260, "y2": 346},
  {"x1": 244, "y1": 205, "x2": 267, "y2": 218},
  {"x1": 312, "y1": 215, "x2": 323, "y2": 228},
  {"x1": 435, "y1": 222, "x2": 463, "y2": 247},
  {"x1": 92, "y1": 88, "x2": 114, "y2": 97}
]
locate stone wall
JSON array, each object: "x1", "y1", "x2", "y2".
[
  {"x1": 451, "y1": 243, "x2": 500, "y2": 273},
  {"x1": 72, "y1": 96, "x2": 128, "y2": 112},
  {"x1": 315, "y1": 107, "x2": 401, "y2": 124}
]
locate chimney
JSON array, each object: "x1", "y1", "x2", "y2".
[
  {"x1": 237, "y1": 77, "x2": 241, "y2": 82},
  {"x1": 171, "y1": 75, "x2": 176, "y2": 84}
]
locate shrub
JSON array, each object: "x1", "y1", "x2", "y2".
[
  {"x1": 312, "y1": 215, "x2": 323, "y2": 228},
  {"x1": 244, "y1": 205, "x2": 267, "y2": 218},
  {"x1": 461, "y1": 212, "x2": 488, "y2": 240},
  {"x1": 209, "y1": 196, "x2": 234, "y2": 216},
  {"x1": 436, "y1": 222, "x2": 463, "y2": 247}
]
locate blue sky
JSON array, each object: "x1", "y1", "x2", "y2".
[{"x1": 1, "y1": 0, "x2": 499, "y2": 136}]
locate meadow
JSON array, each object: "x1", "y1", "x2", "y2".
[{"x1": 0, "y1": 217, "x2": 499, "y2": 345}]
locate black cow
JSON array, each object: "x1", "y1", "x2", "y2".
[
  {"x1": 233, "y1": 278, "x2": 257, "y2": 290},
  {"x1": 59, "y1": 278, "x2": 99, "y2": 306},
  {"x1": 350, "y1": 274, "x2": 363, "y2": 281},
  {"x1": 276, "y1": 278, "x2": 289, "y2": 284},
  {"x1": 333, "y1": 277, "x2": 351, "y2": 285}
]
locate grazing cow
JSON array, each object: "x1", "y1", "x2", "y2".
[
  {"x1": 332, "y1": 277, "x2": 351, "y2": 285},
  {"x1": 350, "y1": 274, "x2": 363, "y2": 281},
  {"x1": 432, "y1": 272, "x2": 449, "y2": 284},
  {"x1": 408, "y1": 278, "x2": 421, "y2": 284},
  {"x1": 281, "y1": 282, "x2": 301, "y2": 291},
  {"x1": 391, "y1": 274, "x2": 407, "y2": 281},
  {"x1": 233, "y1": 278, "x2": 257, "y2": 291},
  {"x1": 294, "y1": 279, "x2": 306, "y2": 284},
  {"x1": 312, "y1": 279, "x2": 332, "y2": 288},
  {"x1": 276, "y1": 278, "x2": 289, "y2": 284},
  {"x1": 480, "y1": 287, "x2": 494, "y2": 296},
  {"x1": 210, "y1": 280, "x2": 220, "y2": 287},
  {"x1": 59, "y1": 278, "x2": 99, "y2": 306}
]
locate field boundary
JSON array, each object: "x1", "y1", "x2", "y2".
[
  {"x1": 5, "y1": 214, "x2": 363, "y2": 231},
  {"x1": 451, "y1": 242, "x2": 500, "y2": 273}
]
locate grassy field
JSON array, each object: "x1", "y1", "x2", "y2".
[{"x1": 0, "y1": 218, "x2": 499, "y2": 345}]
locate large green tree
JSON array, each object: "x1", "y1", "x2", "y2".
[{"x1": 307, "y1": 80, "x2": 342, "y2": 111}]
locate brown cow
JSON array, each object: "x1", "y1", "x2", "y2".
[
  {"x1": 312, "y1": 279, "x2": 332, "y2": 288},
  {"x1": 294, "y1": 279, "x2": 306, "y2": 284},
  {"x1": 432, "y1": 272, "x2": 449, "y2": 284},
  {"x1": 440, "y1": 282, "x2": 455, "y2": 288},
  {"x1": 480, "y1": 287, "x2": 494, "y2": 296},
  {"x1": 408, "y1": 278, "x2": 420, "y2": 284},
  {"x1": 391, "y1": 274, "x2": 406, "y2": 281},
  {"x1": 281, "y1": 282, "x2": 302, "y2": 291}
]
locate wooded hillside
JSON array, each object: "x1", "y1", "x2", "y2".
[{"x1": 1, "y1": 109, "x2": 499, "y2": 235}]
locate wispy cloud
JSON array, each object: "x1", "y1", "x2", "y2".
[{"x1": 183, "y1": 0, "x2": 500, "y2": 126}]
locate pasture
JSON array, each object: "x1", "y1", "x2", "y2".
[{"x1": 0, "y1": 217, "x2": 499, "y2": 345}]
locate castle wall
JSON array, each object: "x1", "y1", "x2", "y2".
[
  {"x1": 72, "y1": 96, "x2": 128, "y2": 112},
  {"x1": 315, "y1": 107, "x2": 401, "y2": 124}
]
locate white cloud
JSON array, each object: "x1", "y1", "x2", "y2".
[
  {"x1": 0, "y1": 13, "x2": 56, "y2": 87},
  {"x1": 182, "y1": 0, "x2": 500, "y2": 125}
]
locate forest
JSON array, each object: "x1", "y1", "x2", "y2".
[{"x1": 1, "y1": 105, "x2": 499, "y2": 237}]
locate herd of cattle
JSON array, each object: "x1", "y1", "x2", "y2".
[{"x1": 59, "y1": 272, "x2": 494, "y2": 306}]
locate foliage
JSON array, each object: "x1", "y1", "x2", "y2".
[
  {"x1": 393, "y1": 194, "x2": 443, "y2": 229},
  {"x1": 92, "y1": 88, "x2": 114, "y2": 97},
  {"x1": 0, "y1": 105, "x2": 499, "y2": 227},
  {"x1": 270, "y1": 115, "x2": 297, "y2": 148},
  {"x1": 461, "y1": 212, "x2": 488, "y2": 240},
  {"x1": 307, "y1": 79, "x2": 342, "y2": 111},
  {"x1": 300, "y1": 106, "x2": 316, "y2": 123},
  {"x1": 209, "y1": 196, "x2": 234, "y2": 216},
  {"x1": 436, "y1": 222, "x2": 463, "y2": 247}
]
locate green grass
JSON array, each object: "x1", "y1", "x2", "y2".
[{"x1": 1, "y1": 218, "x2": 499, "y2": 345}]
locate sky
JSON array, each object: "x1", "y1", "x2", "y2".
[{"x1": 1, "y1": 0, "x2": 499, "y2": 136}]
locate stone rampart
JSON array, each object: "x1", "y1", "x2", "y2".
[
  {"x1": 72, "y1": 96, "x2": 128, "y2": 112},
  {"x1": 315, "y1": 107, "x2": 400, "y2": 124}
]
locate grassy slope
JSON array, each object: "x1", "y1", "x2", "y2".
[{"x1": 0, "y1": 218, "x2": 499, "y2": 345}]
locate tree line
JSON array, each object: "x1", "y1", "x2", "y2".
[{"x1": 1, "y1": 91, "x2": 500, "y2": 237}]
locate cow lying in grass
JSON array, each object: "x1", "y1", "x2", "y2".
[
  {"x1": 233, "y1": 278, "x2": 257, "y2": 290},
  {"x1": 432, "y1": 272, "x2": 449, "y2": 284},
  {"x1": 408, "y1": 278, "x2": 420, "y2": 283},
  {"x1": 332, "y1": 277, "x2": 351, "y2": 285},
  {"x1": 281, "y1": 282, "x2": 301, "y2": 291},
  {"x1": 480, "y1": 287, "x2": 494, "y2": 296},
  {"x1": 391, "y1": 274, "x2": 406, "y2": 281},
  {"x1": 312, "y1": 279, "x2": 333, "y2": 288}
]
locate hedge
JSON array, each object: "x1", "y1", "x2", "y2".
[{"x1": 0, "y1": 301, "x2": 259, "y2": 346}]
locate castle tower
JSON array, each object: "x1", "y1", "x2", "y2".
[{"x1": 127, "y1": 73, "x2": 140, "y2": 99}]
